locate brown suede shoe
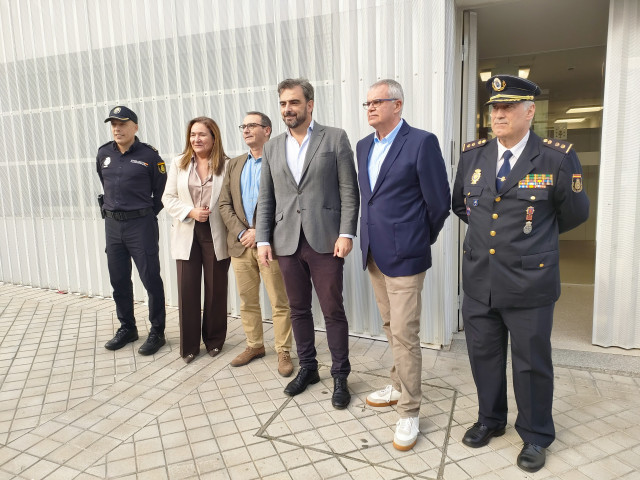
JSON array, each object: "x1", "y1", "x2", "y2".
[
  {"x1": 278, "y1": 351, "x2": 294, "y2": 377},
  {"x1": 230, "y1": 345, "x2": 265, "y2": 367}
]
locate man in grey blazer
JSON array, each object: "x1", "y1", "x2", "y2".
[{"x1": 256, "y1": 78, "x2": 359, "y2": 409}]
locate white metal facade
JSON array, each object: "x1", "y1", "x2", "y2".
[
  {"x1": 0, "y1": 0, "x2": 458, "y2": 347},
  {"x1": 593, "y1": 0, "x2": 640, "y2": 349}
]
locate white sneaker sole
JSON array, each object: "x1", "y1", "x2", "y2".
[
  {"x1": 366, "y1": 398, "x2": 399, "y2": 407},
  {"x1": 393, "y1": 438, "x2": 417, "y2": 451}
]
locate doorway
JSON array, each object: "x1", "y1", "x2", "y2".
[{"x1": 459, "y1": 0, "x2": 608, "y2": 350}]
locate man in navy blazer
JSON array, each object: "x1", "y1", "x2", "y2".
[{"x1": 357, "y1": 79, "x2": 450, "y2": 451}]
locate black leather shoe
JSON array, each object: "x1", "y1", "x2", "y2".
[
  {"x1": 331, "y1": 376, "x2": 350, "y2": 409},
  {"x1": 517, "y1": 443, "x2": 546, "y2": 472},
  {"x1": 138, "y1": 332, "x2": 166, "y2": 356},
  {"x1": 284, "y1": 367, "x2": 320, "y2": 396},
  {"x1": 462, "y1": 422, "x2": 506, "y2": 448},
  {"x1": 105, "y1": 328, "x2": 138, "y2": 351}
]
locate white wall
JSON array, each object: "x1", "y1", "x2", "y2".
[
  {"x1": 0, "y1": 0, "x2": 458, "y2": 347},
  {"x1": 593, "y1": 0, "x2": 640, "y2": 349}
]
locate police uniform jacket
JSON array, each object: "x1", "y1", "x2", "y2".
[
  {"x1": 452, "y1": 131, "x2": 589, "y2": 309},
  {"x1": 97, "y1": 137, "x2": 166, "y2": 214},
  {"x1": 161, "y1": 156, "x2": 229, "y2": 261}
]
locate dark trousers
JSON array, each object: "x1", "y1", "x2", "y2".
[
  {"x1": 277, "y1": 232, "x2": 350, "y2": 377},
  {"x1": 105, "y1": 214, "x2": 166, "y2": 334},
  {"x1": 176, "y1": 221, "x2": 230, "y2": 357},
  {"x1": 462, "y1": 293, "x2": 555, "y2": 447}
]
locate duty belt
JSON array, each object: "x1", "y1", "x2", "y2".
[{"x1": 104, "y1": 208, "x2": 153, "y2": 221}]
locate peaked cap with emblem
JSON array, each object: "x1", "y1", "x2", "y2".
[
  {"x1": 486, "y1": 74, "x2": 541, "y2": 105},
  {"x1": 104, "y1": 105, "x2": 138, "y2": 124}
]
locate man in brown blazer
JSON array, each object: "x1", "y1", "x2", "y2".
[{"x1": 219, "y1": 111, "x2": 293, "y2": 377}]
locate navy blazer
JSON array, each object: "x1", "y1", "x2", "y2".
[
  {"x1": 357, "y1": 120, "x2": 451, "y2": 277},
  {"x1": 452, "y1": 132, "x2": 590, "y2": 308}
]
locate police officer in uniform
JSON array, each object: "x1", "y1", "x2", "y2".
[
  {"x1": 97, "y1": 106, "x2": 168, "y2": 355},
  {"x1": 452, "y1": 75, "x2": 589, "y2": 472}
]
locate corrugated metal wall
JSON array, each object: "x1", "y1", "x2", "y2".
[
  {"x1": 0, "y1": 0, "x2": 457, "y2": 347},
  {"x1": 593, "y1": 0, "x2": 640, "y2": 348}
]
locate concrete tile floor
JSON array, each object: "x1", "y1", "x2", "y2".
[{"x1": 1, "y1": 283, "x2": 640, "y2": 479}]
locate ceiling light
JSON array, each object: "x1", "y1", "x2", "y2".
[
  {"x1": 480, "y1": 71, "x2": 491, "y2": 82},
  {"x1": 566, "y1": 106, "x2": 603, "y2": 114},
  {"x1": 518, "y1": 67, "x2": 530, "y2": 78},
  {"x1": 554, "y1": 118, "x2": 586, "y2": 123}
]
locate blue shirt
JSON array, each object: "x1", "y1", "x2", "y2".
[
  {"x1": 240, "y1": 152, "x2": 262, "y2": 227},
  {"x1": 368, "y1": 119, "x2": 404, "y2": 190}
]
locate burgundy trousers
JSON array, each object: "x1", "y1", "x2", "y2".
[
  {"x1": 176, "y1": 220, "x2": 230, "y2": 357},
  {"x1": 277, "y1": 232, "x2": 350, "y2": 378}
]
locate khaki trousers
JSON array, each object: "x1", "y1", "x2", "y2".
[
  {"x1": 367, "y1": 255, "x2": 426, "y2": 417},
  {"x1": 231, "y1": 247, "x2": 292, "y2": 352}
]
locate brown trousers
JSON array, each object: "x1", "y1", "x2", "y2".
[{"x1": 176, "y1": 221, "x2": 230, "y2": 357}]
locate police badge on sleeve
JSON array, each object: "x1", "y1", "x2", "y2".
[{"x1": 572, "y1": 174, "x2": 583, "y2": 193}]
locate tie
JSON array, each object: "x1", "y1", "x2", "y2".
[{"x1": 496, "y1": 150, "x2": 513, "y2": 190}]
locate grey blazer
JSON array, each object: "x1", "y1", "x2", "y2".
[{"x1": 255, "y1": 122, "x2": 359, "y2": 256}]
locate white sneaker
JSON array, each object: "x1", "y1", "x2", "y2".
[
  {"x1": 366, "y1": 385, "x2": 402, "y2": 407},
  {"x1": 393, "y1": 416, "x2": 419, "y2": 451}
]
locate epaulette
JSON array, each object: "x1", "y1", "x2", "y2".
[
  {"x1": 98, "y1": 140, "x2": 113, "y2": 149},
  {"x1": 542, "y1": 138, "x2": 573, "y2": 154},
  {"x1": 462, "y1": 138, "x2": 488, "y2": 152},
  {"x1": 142, "y1": 142, "x2": 159, "y2": 152}
]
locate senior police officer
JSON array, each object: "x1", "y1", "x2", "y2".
[
  {"x1": 97, "y1": 106, "x2": 168, "y2": 355},
  {"x1": 452, "y1": 75, "x2": 589, "y2": 472}
]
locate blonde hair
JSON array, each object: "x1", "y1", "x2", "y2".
[{"x1": 178, "y1": 117, "x2": 227, "y2": 175}]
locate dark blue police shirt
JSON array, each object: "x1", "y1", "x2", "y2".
[{"x1": 96, "y1": 136, "x2": 167, "y2": 214}]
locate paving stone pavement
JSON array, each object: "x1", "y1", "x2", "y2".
[{"x1": 1, "y1": 282, "x2": 640, "y2": 479}]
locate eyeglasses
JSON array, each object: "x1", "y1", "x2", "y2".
[
  {"x1": 362, "y1": 98, "x2": 398, "y2": 110},
  {"x1": 238, "y1": 123, "x2": 267, "y2": 130}
]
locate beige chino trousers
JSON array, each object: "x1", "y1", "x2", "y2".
[
  {"x1": 231, "y1": 247, "x2": 292, "y2": 352},
  {"x1": 367, "y1": 255, "x2": 426, "y2": 417}
]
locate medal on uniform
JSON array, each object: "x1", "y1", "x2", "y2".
[
  {"x1": 526, "y1": 206, "x2": 534, "y2": 220},
  {"x1": 471, "y1": 169, "x2": 481, "y2": 185},
  {"x1": 524, "y1": 206, "x2": 534, "y2": 234}
]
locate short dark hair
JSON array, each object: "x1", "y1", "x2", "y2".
[
  {"x1": 245, "y1": 111, "x2": 272, "y2": 138},
  {"x1": 246, "y1": 111, "x2": 272, "y2": 130},
  {"x1": 277, "y1": 78, "x2": 314, "y2": 102}
]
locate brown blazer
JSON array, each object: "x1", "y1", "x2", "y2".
[{"x1": 219, "y1": 153, "x2": 257, "y2": 258}]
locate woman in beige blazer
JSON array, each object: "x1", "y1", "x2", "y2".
[{"x1": 162, "y1": 117, "x2": 230, "y2": 363}]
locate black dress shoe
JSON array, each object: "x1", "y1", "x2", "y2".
[
  {"x1": 138, "y1": 332, "x2": 166, "y2": 356},
  {"x1": 284, "y1": 367, "x2": 320, "y2": 396},
  {"x1": 331, "y1": 376, "x2": 350, "y2": 409},
  {"x1": 105, "y1": 328, "x2": 139, "y2": 351},
  {"x1": 462, "y1": 422, "x2": 506, "y2": 448},
  {"x1": 517, "y1": 443, "x2": 546, "y2": 472}
]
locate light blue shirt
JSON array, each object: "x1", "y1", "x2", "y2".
[
  {"x1": 285, "y1": 120, "x2": 314, "y2": 184},
  {"x1": 368, "y1": 119, "x2": 404, "y2": 190},
  {"x1": 240, "y1": 152, "x2": 261, "y2": 227}
]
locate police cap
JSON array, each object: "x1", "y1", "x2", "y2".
[
  {"x1": 486, "y1": 75, "x2": 541, "y2": 105},
  {"x1": 104, "y1": 105, "x2": 138, "y2": 124}
]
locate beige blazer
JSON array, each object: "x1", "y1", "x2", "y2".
[
  {"x1": 219, "y1": 153, "x2": 255, "y2": 258},
  {"x1": 161, "y1": 156, "x2": 229, "y2": 261}
]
